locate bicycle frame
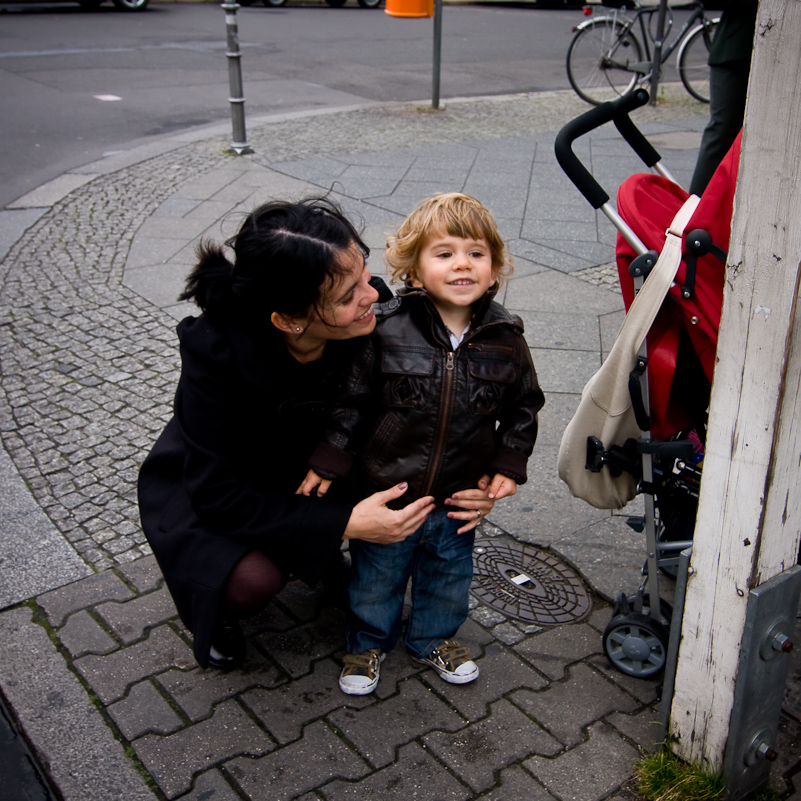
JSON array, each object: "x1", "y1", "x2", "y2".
[{"x1": 598, "y1": 3, "x2": 706, "y2": 82}]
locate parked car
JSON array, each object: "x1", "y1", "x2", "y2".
[
  {"x1": 238, "y1": 0, "x2": 381, "y2": 7},
  {"x1": 81, "y1": 0, "x2": 148, "y2": 8},
  {"x1": 1, "y1": 0, "x2": 149, "y2": 9}
]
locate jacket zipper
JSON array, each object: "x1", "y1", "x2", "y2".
[{"x1": 423, "y1": 350, "x2": 455, "y2": 496}]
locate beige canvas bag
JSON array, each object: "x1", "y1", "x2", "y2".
[{"x1": 557, "y1": 194, "x2": 701, "y2": 509}]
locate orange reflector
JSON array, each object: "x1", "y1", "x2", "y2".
[{"x1": 385, "y1": 0, "x2": 434, "y2": 17}]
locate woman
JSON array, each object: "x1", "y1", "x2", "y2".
[{"x1": 137, "y1": 197, "x2": 494, "y2": 670}]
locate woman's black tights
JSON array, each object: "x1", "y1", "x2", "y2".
[{"x1": 223, "y1": 551, "x2": 287, "y2": 619}]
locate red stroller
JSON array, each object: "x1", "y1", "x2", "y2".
[
  {"x1": 616, "y1": 130, "x2": 740, "y2": 443},
  {"x1": 555, "y1": 89, "x2": 735, "y2": 677}
]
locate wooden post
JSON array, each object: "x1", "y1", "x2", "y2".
[{"x1": 670, "y1": 0, "x2": 801, "y2": 767}]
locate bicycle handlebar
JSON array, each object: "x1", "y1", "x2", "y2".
[{"x1": 554, "y1": 89, "x2": 654, "y2": 209}]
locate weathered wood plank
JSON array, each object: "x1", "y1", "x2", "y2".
[{"x1": 670, "y1": 0, "x2": 801, "y2": 766}]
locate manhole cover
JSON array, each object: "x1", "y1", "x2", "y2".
[{"x1": 471, "y1": 539, "x2": 592, "y2": 625}]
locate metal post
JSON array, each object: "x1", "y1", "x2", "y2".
[
  {"x1": 648, "y1": 0, "x2": 669, "y2": 105},
  {"x1": 222, "y1": 2, "x2": 253, "y2": 155},
  {"x1": 657, "y1": 546, "x2": 693, "y2": 744},
  {"x1": 432, "y1": 0, "x2": 442, "y2": 110}
]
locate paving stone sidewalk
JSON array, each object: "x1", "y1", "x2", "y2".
[
  {"x1": 15, "y1": 550, "x2": 662, "y2": 801},
  {"x1": 0, "y1": 88, "x2": 799, "y2": 801}
]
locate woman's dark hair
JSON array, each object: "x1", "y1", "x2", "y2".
[{"x1": 180, "y1": 196, "x2": 369, "y2": 321}]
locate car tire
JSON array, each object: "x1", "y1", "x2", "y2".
[
  {"x1": 262, "y1": 0, "x2": 289, "y2": 6},
  {"x1": 357, "y1": 0, "x2": 382, "y2": 6},
  {"x1": 111, "y1": 0, "x2": 149, "y2": 9}
]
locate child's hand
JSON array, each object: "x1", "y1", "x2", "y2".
[
  {"x1": 488, "y1": 473, "x2": 517, "y2": 501},
  {"x1": 297, "y1": 469, "x2": 332, "y2": 497}
]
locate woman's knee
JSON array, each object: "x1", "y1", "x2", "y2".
[{"x1": 224, "y1": 551, "x2": 287, "y2": 618}]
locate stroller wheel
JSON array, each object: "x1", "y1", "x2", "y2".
[{"x1": 602, "y1": 612, "x2": 668, "y2": 678}]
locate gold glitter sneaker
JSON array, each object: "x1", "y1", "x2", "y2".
[
  {"x1": 339, "y1": 649, "x2": 385, "y2": 695},
  {"x1": 413, "y1": 639, "x2": 479, "y2": 684}
]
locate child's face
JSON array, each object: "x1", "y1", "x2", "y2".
[{"x1": 413, "y1": 232, "x2": 497, "y2": 315}]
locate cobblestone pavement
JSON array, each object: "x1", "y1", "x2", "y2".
[
  {"x1": 29, "y1": 550, "x2": 663, "y2": 801},
  {"x1": 0, "y1": 143, "x2": 219, "y2": 570},
  {"x1": 0, "y1": 88, "x2": 799, "y2": 801}
]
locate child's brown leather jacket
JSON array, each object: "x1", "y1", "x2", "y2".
[{"x1": 309, "y1": 286, "x2": 545, "y2": 507}]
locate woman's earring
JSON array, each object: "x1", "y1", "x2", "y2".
[{"x1": 295, "y1": 327, "x2": 301, "y2": 333}]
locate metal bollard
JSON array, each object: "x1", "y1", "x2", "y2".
[
  {"x1": 648, "y1": 0, "x2": 669, "y2": 105},
  {"x1": 222, "y1": 2, "x2": 253, "y2": 155},
  {"x1": 432, "y1": 0, "x2": 442, "y2": 110}
]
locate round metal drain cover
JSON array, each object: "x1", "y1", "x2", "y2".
[{"x1": 471, "y1": 539, "x2": 591, "y2": 625}]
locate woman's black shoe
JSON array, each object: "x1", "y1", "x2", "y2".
[{"x1": 208, "y1": 619, "x2": 246, "y2": 670}]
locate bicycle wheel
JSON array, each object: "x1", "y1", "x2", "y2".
[
  {"x1": 566, "y1": 18, "x2": 643, "y2": 106},
  {"x1": 677, "y1": 18, "x2": 719, "y2": 103}
]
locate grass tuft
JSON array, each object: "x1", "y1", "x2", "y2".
[
  {"x1": 635, "y1": 748, "x2": 784, "y2": 801},
  {"x1": 635, "y1": 749, "x2": 726, "y2": 801}
]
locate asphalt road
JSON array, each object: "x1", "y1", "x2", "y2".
[{"x1": 0, "y1": 0, "x2": 581, "y2": 208}]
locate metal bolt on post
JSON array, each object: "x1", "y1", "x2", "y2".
[{"x1": 222, "y1": 2, "x2": 253, "y2": 155}]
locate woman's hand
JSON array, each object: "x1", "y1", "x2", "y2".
[
  {"x1": 297, "y1": 469, "x2": 332, "y2": 497},
  {"x1": 444, "y1": 475, "x2": 496, "y2": 534},
  {"x1": 344, "y1": 483, "x2": 435, "y2": 544}
]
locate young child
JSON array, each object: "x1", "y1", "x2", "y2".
[{"x1": 299, "y1": 192, "x2": 544, "y2": 695}]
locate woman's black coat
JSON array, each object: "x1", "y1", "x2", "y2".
[{"x1": 137, "y1": 314, "x2": 356, "y2": 667}]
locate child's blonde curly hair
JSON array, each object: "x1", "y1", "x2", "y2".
[{"x1": 385, "y1": 192, "x2": 513, "y2": 286}]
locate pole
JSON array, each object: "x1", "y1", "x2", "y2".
[
  {"x1": 657, "y1": 546, "x2": 692, "y2": 745},
  {"x1": 670, "y1": 0, "x2": 801, "y2": 782},
  {"x1": 222, "y1": 2, "x2": 253, "y2": 155},
  {"x1": 432, "y1": 0, "x2": 442, "y2": 109},
  {"x1": 648, "y1": 0, "x2": 669, "y2": 105}
]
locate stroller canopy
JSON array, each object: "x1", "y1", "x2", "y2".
[{"x1": 615, "y1": 131, "x2": 741, "y2": 440}]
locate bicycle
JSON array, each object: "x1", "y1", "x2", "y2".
[{"x1": 566, "y1": 0, "x2": 719, "y2": 106}]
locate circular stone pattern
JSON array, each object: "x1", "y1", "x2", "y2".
[{"x1": 471, "y1": 539, "x2": 592, "y2": 625}]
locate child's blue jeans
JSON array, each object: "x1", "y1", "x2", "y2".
[{"x1": 346, "y1": 509, "x2": 475, "y2": 659}]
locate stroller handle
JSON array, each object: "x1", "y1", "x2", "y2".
[{"x1": 555, "y1": 89, "x2": 653, "y2": 209}]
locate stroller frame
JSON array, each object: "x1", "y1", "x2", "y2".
[{"x1": 555, "y1": 90, "x2": 724, "y2": 679}]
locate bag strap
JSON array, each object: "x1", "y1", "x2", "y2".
[
  {"x1": 666, "y1": 195, "x2": 702, "y2": 243},
  {"x1": 623, "y1": 193, "x2": 701, "y2": 354}
]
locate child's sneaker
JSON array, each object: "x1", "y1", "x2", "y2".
[
  {"x1": 339, "y1": 649, "x2": 385, "y2": 695},
  {"x1": 413, "y1": 639, "x2": 479, "y2": 684}
]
